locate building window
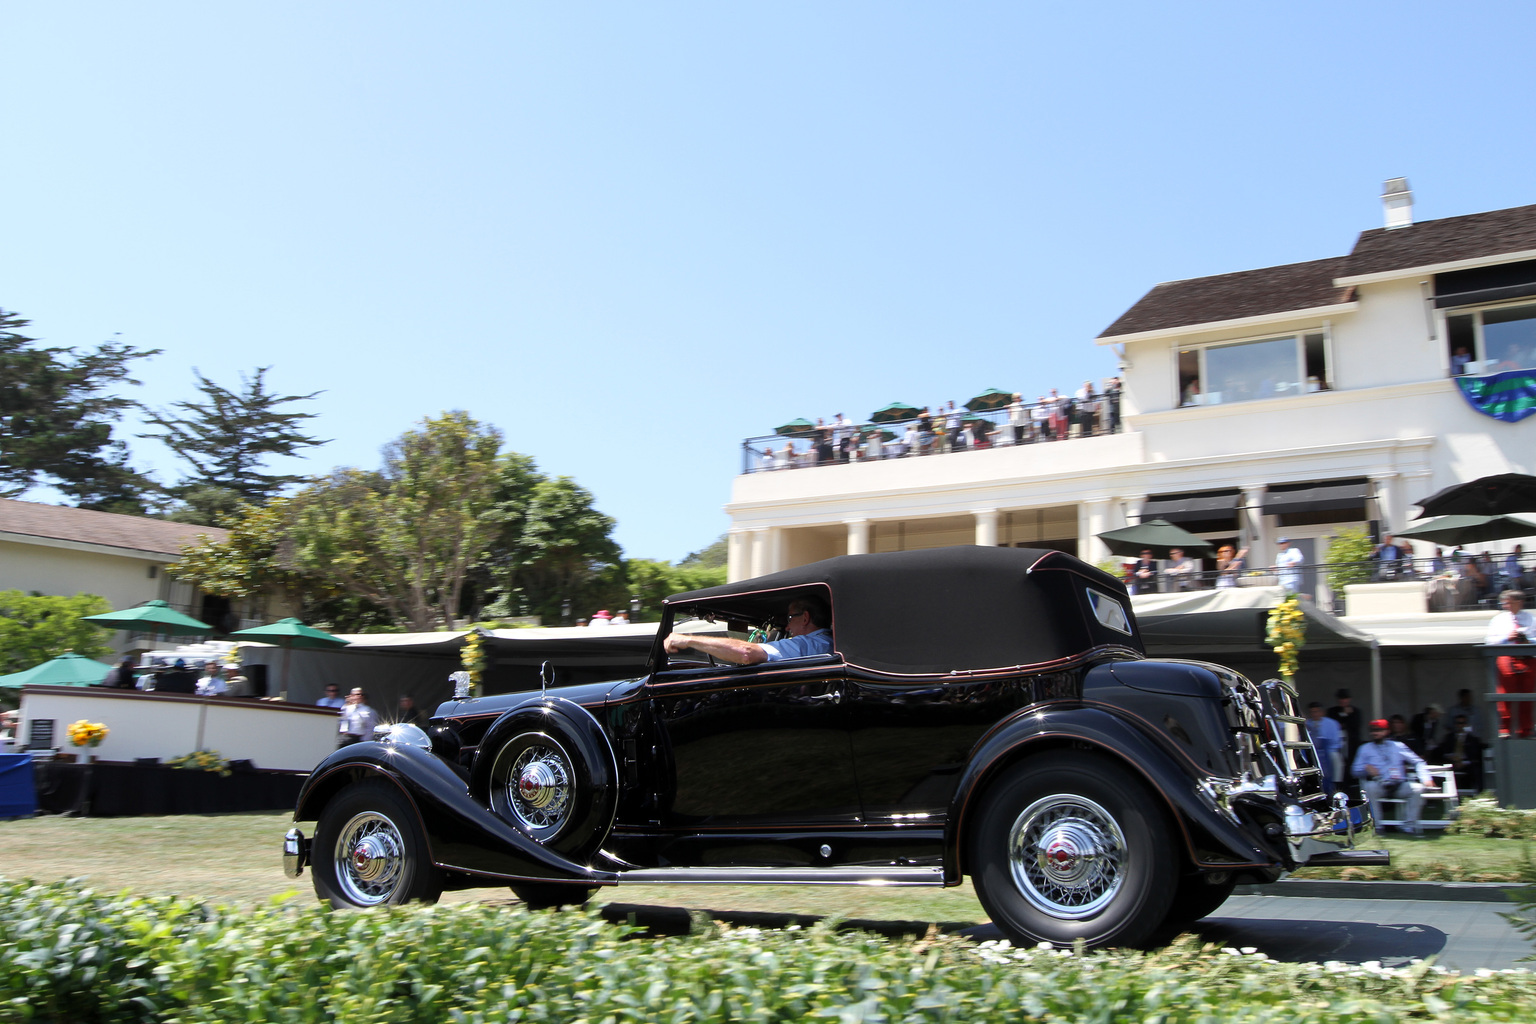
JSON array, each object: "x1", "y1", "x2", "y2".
[
  {"x1": 1177, "y1": 332, "x2": 1329, "y2": 407},
  {"x1": 1446, "y1": 302, "x2": 1536, "y2": 375}
]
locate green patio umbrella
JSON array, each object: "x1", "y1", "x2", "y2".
[
  {"x1": 965, "y1": 388, "x2": 1014, "y2": 412},
  {"x1": 1395, "y1": 514, "x2": 1536, "y2": 546},
  {"x1": 0, "y1": 652, "x2": 114, "y2": 689},
  {"x1": 859, "y1": 427, "x2": 898, "y2": 442},
  {"x1": 774, "y1": 418, "x2": 818, "y2": 437},
  {"x1": 868, "y1": 402, "x2": 920, "y2": 424},
  {"x1": 229, "y1": 618, "x2": 349, "y2": 700},
  {"x1": 229, "y1": 617, "x2": 349, "y2": 649},
  {"x1": 1097, "y1": 518, "x2": 1217, "y2": 559},
  {"x1": 81, "y1": 599, "x2": 213, "y2": 636}
]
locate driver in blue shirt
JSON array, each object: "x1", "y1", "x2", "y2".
[{"x1": 664, "y1": 597, "x2": 832, "y2": 665}]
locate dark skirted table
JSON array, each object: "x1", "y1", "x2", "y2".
[{"x1": 31, "y1": 760, "x2": 307, "y2": 816}]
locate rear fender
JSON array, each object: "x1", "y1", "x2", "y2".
[
  {"x1": 295, "y1": 742, "x2": 616, "y2": 885},
  {"x1": 946, "y1": 704, "x2": 1277, "y2": 882}
]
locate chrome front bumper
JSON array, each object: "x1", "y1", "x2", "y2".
[{"x1": 283, "y1": 827, "x2": 309, "y2": 879}]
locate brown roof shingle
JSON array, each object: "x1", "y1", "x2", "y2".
[
  {"x1": 1342, "y1": 203, "x2": 1536, "y2": 279},
  {"x1": 1098, "y1": 257, "x2": 1353, "y2": 339},
  {"x1": 1100, "y1": 201, "x2": 1536, "y2": 339},
  {"x1": 0, "y1": 498, "x2": 229, "y2": 557}
]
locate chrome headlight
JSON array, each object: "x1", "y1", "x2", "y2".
[{"x1": 373, "y1": 722, "x2": 432, "y2": 751}]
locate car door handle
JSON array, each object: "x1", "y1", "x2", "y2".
[{"x1": 807, "y1": 691, "x2": 842, "y2": 704}]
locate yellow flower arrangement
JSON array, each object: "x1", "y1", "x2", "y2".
[
  {"x1": 460, "y1": 630, "x2": 486, "y2": 696},
  {"x1": 66, "y1": 720, "x2": 109, "y2": 748},
  {"x1": 167, "y1": 749, "x2": 232, "y2": 776},
  {"x1": 1265, "y1": 594, "x2": 1307, "y2": 683}
]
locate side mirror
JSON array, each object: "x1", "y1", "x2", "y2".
[{"x1": 540, "y1": 660, "x2": 554, "y2": 697}]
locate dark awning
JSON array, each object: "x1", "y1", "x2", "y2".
[
  {"x1": 1434, "y1": 284, "x2": 1536, "y2": 309},
  {"x1": 1435, "y1": 260, "x2": 1536, "y2": 309},
  {"x1": 1262, "y1": 479, "x2": 1371, "y2": 516},
  {"x1": 1141, "y1": 489, "x2": 1242, "y2": 525}
]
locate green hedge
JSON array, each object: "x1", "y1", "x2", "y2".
[{"x1": 2, "y1": 879, "x2": 1535, "y2": 1023}]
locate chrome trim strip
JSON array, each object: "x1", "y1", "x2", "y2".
[{"x1": 616, "y1": 865, "x2": 946, "y2": 886}]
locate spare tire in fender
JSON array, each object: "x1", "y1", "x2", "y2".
[{"x1": 471, "y1": 698, "x2": 618, "y2": 860}]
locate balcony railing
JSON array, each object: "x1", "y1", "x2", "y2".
[
  {"x1": 741, "y1": 398, "x2": 1124, "y2": 474},
  {"x1": 1125, "y1": 555, "x2": 1536, "y2": 614}
]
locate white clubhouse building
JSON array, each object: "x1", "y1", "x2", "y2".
[{"x1": 725, "y1": 182, "x2": 1536, "y2": 598}]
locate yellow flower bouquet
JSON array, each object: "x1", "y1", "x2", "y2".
[{"x1": 66, "y1": 720, "x2": 109, "y2": 748}]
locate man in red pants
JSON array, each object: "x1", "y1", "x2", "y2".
[{"x1": 1486, "y1": 590, "x2": 1536, "y2": 738}]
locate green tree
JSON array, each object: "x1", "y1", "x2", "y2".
[
  {"x1": 623, "y1": 558, "x2": 727, "y2": 622},
  {"x1": 0, "y1": 309, "x2": 159, "y2": 513},
  {"x1": 0, "y1": 591, "x2": 114, "y2": 675},
  {"x1": 142, "y1": 367, "x2": 327, "y2": 504},
  {"x1": 493, "y1": 476, "x2": 624, "y2": 623},
  {"x1": 678, "y1": 534, "x2": 728, "y2": 570}
]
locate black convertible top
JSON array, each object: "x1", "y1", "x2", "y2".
[{"x1": 664, "y1": 546, "x2": 1143, "y2": 675}]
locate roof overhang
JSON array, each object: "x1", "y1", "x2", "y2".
[
  {"x1": 0, "y1": 530, "x2": 183, "y2": 563},
  {"x1": 1095, "y1": 300, "x2": 1359, "y2": 346},
  {"x1": 1333, "y1": 246, "x2": 1536, "y2": 287}
]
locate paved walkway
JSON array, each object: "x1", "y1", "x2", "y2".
[{"x1": 1193, "y1": 894, "x2": 1531, "y2": 972}]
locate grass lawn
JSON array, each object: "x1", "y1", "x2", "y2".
[{"x1": 0, "y1": 812, "x2": 1525, "y2": 924}]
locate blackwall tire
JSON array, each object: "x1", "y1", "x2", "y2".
[
  {"x1": 312, "y1": 779, "x2": 442, "y2": 909},
  {"x1": 510, "y1": 883, "x2": 598, "y2": 910},
  {"x1": 969, "y1": 752, "x2": 1177, "y2": 949},
  {"x1": 1153, "y1": 873, "x2": 1237, "y2": 942}
]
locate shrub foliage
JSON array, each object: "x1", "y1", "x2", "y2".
[{"x1": 3, "y1": 880, "x2": 1536, "y2": 1023}]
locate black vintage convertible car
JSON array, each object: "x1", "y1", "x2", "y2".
[{"x1": 282, "y1": 546, "x2": 1383, "y2": 948}]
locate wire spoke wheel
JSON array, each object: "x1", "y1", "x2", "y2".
[
  {"x1": 491, "y1": 733, "x2": 577, "y2": 842},
  {"x1": 333, "y1": 811, "x2": 406, "y2": 906},
  {"x1": 1009, "y1": 794, "x2": 1126, "y2": 918}
]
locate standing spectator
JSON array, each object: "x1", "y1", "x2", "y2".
[
  {"x1": 916, "y1": 407, "x2": 934, "y2": 455},
  {"x1": 316, "y1": 684, "x2": 346, "y2": 709},
  {"x1": 589, "y1": 610, "x2": 613, "y2": 627},
  {"x1": 833, "y1": 413, "x2": 854, "y2": 462},
  {"x1": 776, "y1": 442, "x2": 794, "y2": 470},
  {"x1": 944, "y1": 402, "x2": 964, "y2": 454},
  {"x1": 101, "y1": 656, "x2": 138, "y2": 689},
  {"x1": 969, "y1": 417, "x2": 992, "y2": 450},
  {"x1": 224, "y1": 668, "x2": 254, "y2": 697},
  {"x1": 1129, "y1": 549, "x2": 1159, "y2": 595},
  {"x1": 1408, "y1": 704, "x2": 1443, "y2": 755},
  {"x1": 156, "y1": 658, "x2": 197, "y2": 694},
  {"x1": 1049, "y1": 389, "x2": 1069, "y2": 440},
  {"x1": 393, "y1": 695, "x2": 428, "y2": 730},
  {"x1": 864, "y1": 428, "x2": 884, "y2": 460},
  {"x1": 902, "y1": 422, "x2": 919, "y2": 457},
  {"x1": 1163, "y1": 547, "x2": 1200, "y2": 591},
  {"x1": 1451, "y1": 345, "x2": 1473, "y2": 376},
  {"x1": 1007, "y1": 394, "x2": 1027, "y2": 445},
  {"x1": 1485, "y1": 589, "x2": 1536, "y2": 738},
  {"x1": 814, "y1": 418, "x2": 834, "y2": 464},
  {"x1": 1328, "y1": 688, "x2": 1364, "y2": 760},
  {"x1": 1371, "y1": 533, "x2": 1407, "y2": 581},
  {"x1": 1274, "y1": 537, "x2": 1304, "y2": 594},
  {"x1": 1073, "y1": 380, "x2": 1097, "y2": 438},
  {"x1": 196, "y1": 663, "x2": 228, "y2": 696},
  {"x1": 1353, "y1": 718, "x2": 1431, "y2": 834},
  {"x1": 1032, "y1": 396, "x2": 1052, "y2": 441},
  {"x1": 1215, "y1": 544, "x2": 1249, "y2": 588},
  {"x1": 338, "y1": 688, "x2": 378, "y2": 747},
  {"x1": 1433, "y1": 715, "x2": 1486, "y2": 794},
  {"x1": 611, "y1": 610, "x2": 630, "y2": 625},
  {"x1": 1504, "y1": 545, "x2": 1530, "y2": 589},
  {"x1": 1105, "y1": 377, "x2": 1122, "y2": 433},
  {"x1": 1305, "y1": 702, "x2": 1344, "y2": 796}
]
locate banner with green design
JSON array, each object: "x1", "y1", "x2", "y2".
[{"x1": 1456, "y1": 368, "x2": 1536, "y2": 422}]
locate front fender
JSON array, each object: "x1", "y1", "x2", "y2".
[
  {"x1": 945, "y1": 704, "x2": 1278, "y2": 882},
  {"x1": 296, "y1": 742, "x2": 617, "y2": 885}
]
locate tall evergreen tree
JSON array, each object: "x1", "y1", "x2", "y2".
[
  {"x1": 0, "y1": 309, "x2": 158, "y2": 512},
  {"x1": 142, "y1": 367, "x2": 328, "y2": 504}
]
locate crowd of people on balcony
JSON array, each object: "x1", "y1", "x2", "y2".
[
  {"x1": 750, "y1": 379, "x2": 1123, "y2": 471},
  {"x1": 1123, "y1": 540, "x2": 1535, "y2": 610}
]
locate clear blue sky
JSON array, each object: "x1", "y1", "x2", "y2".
[{"x1": 7, "y1": 3, "x2": 1536, "y2": 561}]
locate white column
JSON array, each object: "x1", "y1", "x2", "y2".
[
  {"x1": 727, "y1": 531, "x2": 750, "y2": 582},
  {"x1": 748, "y1": 529, "x2": 770, "y2": 579},
  {"x1": 1240, "y1": 484, "x2": 1268, "y2": 557},
  {"x1": 1122, "y1": 494, "x2": 1148, "y2": 526},
  {"x1": 1371, "y1": 474, "x2": 1401, "y2": 533},
  {"x1": 1081, "y1": 498, "x2": 1112, "y2": 564},
  {"x1": 845, "y1": 518, "x2": 870, "y2": 556},
  {"x1": 765, "y1": 527, "x2": 785, "y2": 574},
  {"x1": 973, "y1": 509, "x2": 1000, "y2": 547}
]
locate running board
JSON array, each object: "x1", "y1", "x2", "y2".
[
  {"x1": 617, "y1": 865, "x2": 946, "y2": 886},
  {"x1": 1301, "y1": 849, "x2": 1390, "y2": 867}
]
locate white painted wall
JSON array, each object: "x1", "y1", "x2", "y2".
[
  {"x1": 0, "y1": 539, "x2": 166, "y2": 610},
  {"x1": 18, "y1": 687, "x2": 339, "y2": 772}
]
